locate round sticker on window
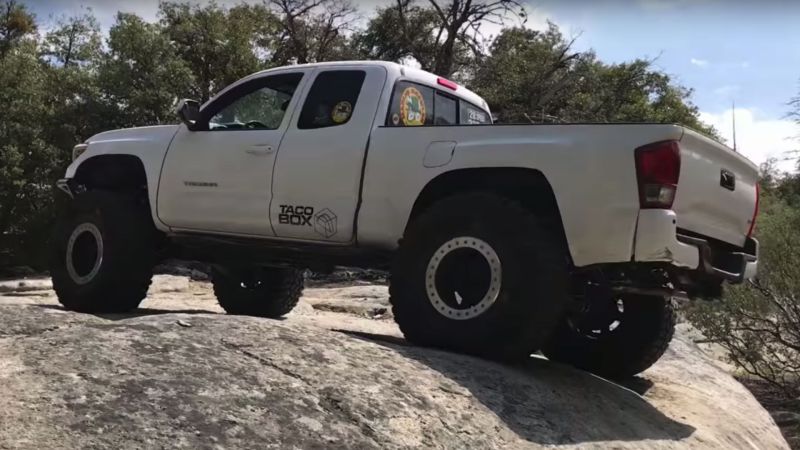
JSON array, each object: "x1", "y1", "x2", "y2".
[
  {"x1": 331, "y1": 101, "x2": 353, "y2": 124},
  {"x1": 391, "y1": 113, "x2": 400, "y2": 125},
  {"x1": 400, "y1": 87, "x2": 426, "y2": 126}
]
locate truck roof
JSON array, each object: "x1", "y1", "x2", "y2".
[{"x1": 251, "y1": 60, "x2": 491, "y2": 114}]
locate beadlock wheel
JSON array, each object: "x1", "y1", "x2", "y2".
[
  {"x1": 65, "y1": 222, "x2": 104, "y2": 285},
  {"x1": 50, "y1": 190, "x2": 155, "y2": 313},
  {"x1": 425, "y1": 236, "x2": 502, "y2": 320},
  {"x1": 390, "y1": 193, "x2": 570, "y2": 361}
]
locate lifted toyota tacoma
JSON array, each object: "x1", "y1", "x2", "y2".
[{"x1": 51, "y1": 61, "x2": 759, "y2": 378}]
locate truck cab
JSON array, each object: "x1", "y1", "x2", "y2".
[{"x1": 156, "y1": 62, "x2": 490, "y2": 242}]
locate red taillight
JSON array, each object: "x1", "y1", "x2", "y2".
[
  {"x1": 437, "y1": 77, "x2": 458, "y2": 91},
  {"x1": 635, "y1": 140, "x2": 681, "y2": 209},
  {"x1": 747, "y1": 183, "x2": 759, "y2": 237}
]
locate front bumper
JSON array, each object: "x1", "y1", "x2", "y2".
[{"x1": 634, "y1": 209, "x2": 758, "y2": 283}]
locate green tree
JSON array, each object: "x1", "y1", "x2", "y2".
[
  {"x1": 471, "y1": 24, "x2": 717, "y2": 137},
  {"x1": 0, "y1": 0, "x2": 35, "y2": 57},
  {"x1": 355, "y1": 2, "x2": 442, "y2": 70},
  {"x1": 0, "y1": 41, "x2": 61, "y2": 268},
  {"x1": 470, "y1": 25, "x2": 588, "y2": 122},
  {"x1": 160, "y1": 1, "x2": 275, "y2": 102},
  {"x1": 98, "y1": 12, "x2": 194, "y2": 127},
  {"x1": 42, "y1": 12, "x2": 106, "y2": 154},
  {"x1": 358, "y1": 0, "x2": 525, "y2": 78},
  {"x1": 572, "y1": 59, "x2": 715, "y2": 134},
  {"x1": 267, "y1": 0, "x2": 360, "y2": 65},
  {"x1": 41, "y1": 10, "x2": 101, "y2": 67}
]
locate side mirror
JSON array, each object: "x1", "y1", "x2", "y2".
[{"x1": 176, "y1": 99, "x2": 201, "y2": 131}]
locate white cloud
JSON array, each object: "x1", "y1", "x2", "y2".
[
  {"x1": 699, "y1": 108, "x2": 799, "y2": 173},
  {"x1": 690, "y1": 58, "x2": 709, "y2": 67}
]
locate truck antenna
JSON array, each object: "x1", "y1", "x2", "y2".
[{"x1": 731, "y1": 101, "x2": 738, "y2": 152}]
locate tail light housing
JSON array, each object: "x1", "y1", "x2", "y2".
[
  {"x1": 747, "y1": 183, "x2": 759, "y2": 237},
  {"x1": 635, "y1": 140, "x2": 681, "y2": 209}
]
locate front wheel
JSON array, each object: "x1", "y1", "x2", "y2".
[
  {"x1": 50, "y1": 190, "x2": 156, "y2": 313},
  {"x1": 542, "y1": 293, "x2": 676, "y2": 378},
  {"x1": 212, "y1": 266, "x2": 303, "y2": 318}
]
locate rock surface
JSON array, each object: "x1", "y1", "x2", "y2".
[{"x1": 0, "y1": 276, "x2": 790, "y2": 449}]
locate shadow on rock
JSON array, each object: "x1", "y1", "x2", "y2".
[{"x1": 338, "y1": 329, "x2": 695, "y2": 446}]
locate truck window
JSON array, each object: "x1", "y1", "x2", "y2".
[
  {"x1": 298, "y1": 70, "x2": 366, "y2": 130},
  {"x1": 435, "y1": 92, "x2": 457, "y2": 125},
  {"x1": 387, "y1": 81, "x2": 434, "y2": 127},
  {"x1": 207, "y1": 73, "x2": 303, "y2": 131},
  {"x1": 460, "y1": 101, "x2": 491, "y2": 125}
]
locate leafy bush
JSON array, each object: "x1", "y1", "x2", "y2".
[
  {"x1": 0, "y1": 41, "x2": 66, "y2": 270},
  {"x1": 687, "y1": 193, "x2": 800, "y2": 397}
]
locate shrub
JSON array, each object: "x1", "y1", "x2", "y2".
[{"x1": 687, "y1": 194, "x2": 800, "y2": 397}]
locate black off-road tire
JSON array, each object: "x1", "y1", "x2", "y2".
[
  {"x1": 542, "y1": 295, "x2": 676, "y2": 378},
  {"x1": 212, "y1": 266, "x2": 303, "y2": 318},
  {"x1": 50, "y1": 190, "x2": 156, "y2": 313},
  {"x1": 390, "y1": 192, "x2": 570, "y2": 361}
]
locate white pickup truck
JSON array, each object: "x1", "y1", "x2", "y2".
[{"x1": 51, "y1": 61, "x2": 759, "y2": 378}]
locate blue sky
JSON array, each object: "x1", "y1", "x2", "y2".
[{"x1": 27, "y1": 0, "x2": 800, "y2": 170}]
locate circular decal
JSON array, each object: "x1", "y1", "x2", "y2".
[
  {"x1": 392, "y1": 113, "x2": 400, "y2": 125},
  {"x1": 400, "y1": 87, "x2": 426, "y2": 126},
  {"x1": 331, "y1": 101, "x2": 352, "y2": 124}
]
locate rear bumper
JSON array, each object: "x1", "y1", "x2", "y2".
[
  {"x1": 634, "y1": 209, "x2": 758, "y2": 283},
  {"x1": 676, "y1": 233, "x2": 758, "y2": 284}
]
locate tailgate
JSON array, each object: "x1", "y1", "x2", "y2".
[{"x1": 672, "y1": 128, "x2": 759, "y2": 247}]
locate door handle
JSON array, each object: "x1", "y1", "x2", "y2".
[{"x1": 245, "y1": 144, "x2": 274, "y2": 155}]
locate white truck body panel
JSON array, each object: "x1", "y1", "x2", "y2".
[
  {"x1": 360, "y1": 123, "x2": 687, "y2": 267},
  {"x1": 673, "y1": 128, "x2": 758, "y2": 247},
  {"x1": 63, "y1": 60, "x2": 759, "y2": 275},
  {"x1": 156, "y1": 67, "x2": 313, "y2": 236},
  {"x1": 270, "y1": 65, "x2": 388, "y2": 242},
  {"x1": 65, "y1": 125, "x2": 179, "y2": 231}
]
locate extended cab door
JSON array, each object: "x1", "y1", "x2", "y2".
[
  {"x1": 270, "y1": 66, "x2": 387, "y2": 242},
  {"x1": 158, "y1": 71, "x2": 307, "y2": 236}
]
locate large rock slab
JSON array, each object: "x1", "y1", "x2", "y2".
[{"x1": 0, "y1": 279, "x2": 789, "y2": 449}]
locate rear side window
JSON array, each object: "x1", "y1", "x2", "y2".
[
  {"x1": 387, "y1": 81, "x2": 434, "y2": 126},
  {"x1": 435, "y1": 92, "x2": 457, "y2": 125},
  {"x1": 298, "y1": 70, "x2": 366, "y2": 129},
  {"x1": 460, "y1": 101, "x2": 491, "y2": 125}
]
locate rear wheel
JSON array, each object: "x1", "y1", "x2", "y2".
[
  {"x1": 542, "y1": 289, "x2": 676, "y2": 378},
  {"x1": 212, "y1": 266, "x2": 303, "y2": 318},
  {"x1": 50, "y1": 190, "x2": 156, "y2": 313},
  {"x1": 390, "y1": 193, "x2": 570, "y2": 361}
]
